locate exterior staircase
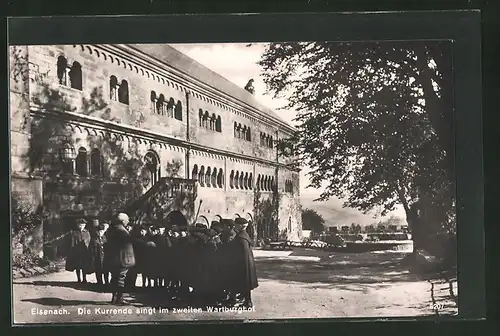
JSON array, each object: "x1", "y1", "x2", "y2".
[{"x1": 124, "y1": 177, "x2": 197, "y2": 226}]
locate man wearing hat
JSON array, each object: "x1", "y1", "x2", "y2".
[
  {"x1": 231, "y1": 217, "x2": 258, "y2": 308},
  {"x1": 89, "y1": 224, "x2": 108, "y2": 287},
  {"x1": 219, "y1": 219, "x2": 238, "y2": 305},
  {"x1": 105, "y1": 213, "x2": 136, "y2": 305},
  {"x1": 65, "y1": 218, "x2": 92, "y2": 284}
]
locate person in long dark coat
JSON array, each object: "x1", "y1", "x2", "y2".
[
  {"x1": 89, "y1": 224, "x2": 107, "y2": 286},
  {"x1": 168, "y1": 226, "x2": 181, "y2": 298},
  {"x1": 189, "y1": 224, "x2": 211, "y2": 303},
  {"x1": 177, "y1": 228, "x2": 197, "y2": 299},
  {"x1": 219, "y1": 219, "x2": 238, "y2": 304},
  {"x1": 159, "y1": 227, "x2": 173, "y2": 291},
  {"x1": 209, "y1": 221, "x2": 225, "y2": 304},
  {"x1": 106, "y1": 213, "x2": 136, "y2": 305},
  {"x1": 65, "y1": 218, "x2": 92, "y2": 283},
  {"x1": 151, "y1": 226, "x2": 168, "y2": 288},
  {"x1": 231, "y1": 217, "x2": 258, "y2": 308},
  {"x1": 125, "y1": 225, "x2": 149, "y2": 290}
]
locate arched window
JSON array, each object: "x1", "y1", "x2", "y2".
[
  {"x1": 244, "y1": 172, "x2": 249, "y2": 189},
  {"x1": 211, "y1": 113, "x2": 216, "y2": 131},
  {"x1": 203, "y1": 111, "x2": 209, "y2": 128},
  {"x1": 247, "y1": 127, "x2": 251, "y2": 141},
  {"x1": 75, "y1": 147, "x2": 88, "y2": 176},
  {"x1": 90, "y1": 148, "x2": 102, "y2": 176},
  {"x1": 249, "y1": 173, "x2": 253, "y2": 190},
  {"x1": 215, "y1": 116, "x2": 222, "y2": 132},
  {"x1": 199, "y1": 166, "x2": 205, "y2": 186},
  {"x1": 110, "y1": 76, "x2": 118, "y2": 101},
  {"x1": 262, "y1": 176, "x2": 267, "y2": 191},
  {"x1": 199, "y1": 109, "x2": 203, "y2": 127},
  {"x1": 256, "y1": 175, "x2": 261, "y2": 191},
  {"x1": 233, "y1": 122, "x2": 238, "y2": 137},
  {"x1": 118, "y1": 79, "x2": 129, "y2": 105},
  {"x1": 270, "y1": 136, "x2": 274, "y2": 148},
  {"x1": 217, "y1": 169, "x2": 223, "y2": 188},
  {"x1": 144, "y1": 150, "x2": 160, "y2": 187},
  {"x1": 237, "y1": 123, "x2": 242, "y2": 139},
  {"x1": 174, "y1": 101, "x2": 183, "y2": 121},
  {"x1": 57, "y1": 56, "x2": 68, "y2": 85},
  {"x1": 157, "y1": 94, "x2": 165, "y2": 114},
  {"x1": 205, "y1": 167, "x2": 212, "y2": 187},
  {"x1": 150, "y1": 91, "x2": 157, "y2": 113},
  {"x1": 192, "y1": 164, "x2": 198, "y2": 180},
  {"x1": 242, "y1": 126, "x2": 247, "y2": 140},
  {"x1": 271, "y1": 177, "x2": 275, "y2": 191},
  {"x1": 167, "y1": 98, "x2": 175, "y2": 118},
  {"x1": 234, "y1": 171, "x2": 240, "y2": 189},
  {"x1": 211, "y1": 168, "x2": 217, "y2": 186},
  {"x1": 239, "y1": 172, "x2": 244, "y2": 189},
  {"x1": 69, "y1": 61, "x2": 82, "y2": 90},
  {"x1": 229, "y1": 170, "x2": 234, "y2": 189}
]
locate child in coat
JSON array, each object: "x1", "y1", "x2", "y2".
[
  {"x1": 89, "y1": 224, "x2": 108, "y2": 286},
  {"x1": 65, "y1": 218, "x2": 91, "y2": 283}
]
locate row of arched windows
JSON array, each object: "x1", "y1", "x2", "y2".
[
  {"x1": 234, "y1": 122, "x2": 251, "y2": 141},
  {"x1": 229, "y1": 171, "x2": 253, "y2": 190},
  {"x1": 57, "y1": 56, "x2": 82, "y2": 91},
  {"x1": 110, "y1": 75, "x2": 129, "y2": 105},
  {"x1": 256, "y1": 174, "x2": 275, "y2": 192},
  {"x1": 150, "y1": 91, "x2": 183, "y2": 121},
  {"x1": 260, "y1": 132, "x2": 274, "y2": 148},
  {"x1": 60, "y1": 145, "x2": 103, "y2": 177},
  {"x1": 284, "y1": 179, "x2": 294, "y2": 193},
  {"x1": 192, "y1": 164, "x2": 224, "y2": 188},
  {"x1": 199, "y1": 109, "x2": 222, "y2": 132}
]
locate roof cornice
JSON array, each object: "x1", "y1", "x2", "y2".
[{"x1": 97, "y1": 44, "x2": 296, "y2": 134}]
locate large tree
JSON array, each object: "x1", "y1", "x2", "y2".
[
  {"x1": 259, "y1": 41, "x2": 456, "y2": 250},
  {"x1": 301, "y1": 208, "x2": 326, "y2": 234}
]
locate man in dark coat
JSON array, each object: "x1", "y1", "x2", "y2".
[
  {"x1": 89, "y1": 224, "x2": 108, "y2": 287},
  {"x1": 231, "y1": 218, "x2": 258, "y2": 308},
  {"x1": 65, "y1": 218, "x2": 92, "y2": 284},
  {"x1": 106, "y1": 213, "x2": 136, "y2": 305},
  {"x1": 125, "y1": 225, "x2": 149, "y2": 290},
  {"x1": 219, "y1": 219, "x2": 238, "y2": 305}
]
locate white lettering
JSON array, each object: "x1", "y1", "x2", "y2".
[{"x1": 31, "y1": 308, "x2": 70, "y2": 315}]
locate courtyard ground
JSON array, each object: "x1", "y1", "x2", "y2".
[{"x1": 12, "y1": 248, "x2": 458, "y2": 324}]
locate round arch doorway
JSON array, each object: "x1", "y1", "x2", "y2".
[{"x1": 165, "y1": 210, "x2": 188, "y2": 229}]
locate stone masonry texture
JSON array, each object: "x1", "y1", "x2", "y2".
[{"x1": 9, "y1": 44, "x2": 302, "y2": 250}]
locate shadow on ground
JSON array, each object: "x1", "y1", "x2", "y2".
[
  {"x1": 13, "y1": 281, "x2": 111, "y2": 293},
  {"x1": 21, "y1": 297, "x2": 111, "y2": 306},
  {"x1": 255, "y1": 251, "x2": 423, "y2": 290}
]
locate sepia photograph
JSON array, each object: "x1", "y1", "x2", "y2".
[{"x1": 10, "y1": 38, "x2": 460, "y2": 324}]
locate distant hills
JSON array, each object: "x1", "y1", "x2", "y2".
[{"x1": 299, "y1": 192, "x2": 406, "y2": 227}]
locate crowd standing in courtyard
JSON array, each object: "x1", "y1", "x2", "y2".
[{"x1": 63, "y1": 213, "x2": 258, "y2": 308}]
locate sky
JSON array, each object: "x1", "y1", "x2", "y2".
[{"x1": 170, "y1": 43, "x2": 406, "y2": 224}]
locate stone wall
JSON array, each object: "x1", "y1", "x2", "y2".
[
  {"x1": 10, "y1": 44, "x2": 303, "y2": 243},
  {"x1": 11, "y1": 176, "x2": 44, "y2": 256}
]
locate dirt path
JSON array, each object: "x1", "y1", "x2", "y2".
[{"x1": 12, "y1": 250, "x2": 457, "y2": 324}]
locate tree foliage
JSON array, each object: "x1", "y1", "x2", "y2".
[
  {"x1": 259, "y1": 41, "x2": 456, "y2": 244},
  {"x1": 301, "y1": 208, "x2": 325, "y2": 233}
]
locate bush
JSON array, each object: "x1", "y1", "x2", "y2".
[{"x1": 11, "y1": 192, "x2": 44, "y2": 269}]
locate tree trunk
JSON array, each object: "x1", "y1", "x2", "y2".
[{"x1": 396, "y1": 184, "x2": 421, "y2": 256}]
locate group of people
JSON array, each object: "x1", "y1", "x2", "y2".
[{"x1": 64, "y1": 213, "x2": 258, "y2": 308}]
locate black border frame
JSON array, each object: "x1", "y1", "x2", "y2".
[{"x1": 7, "y1": 11, "x2": 484, "y2": 325}]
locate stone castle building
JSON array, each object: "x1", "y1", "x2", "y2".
[{"x1": 9, "y1": 44, "x2": 302, "y2": 254}]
